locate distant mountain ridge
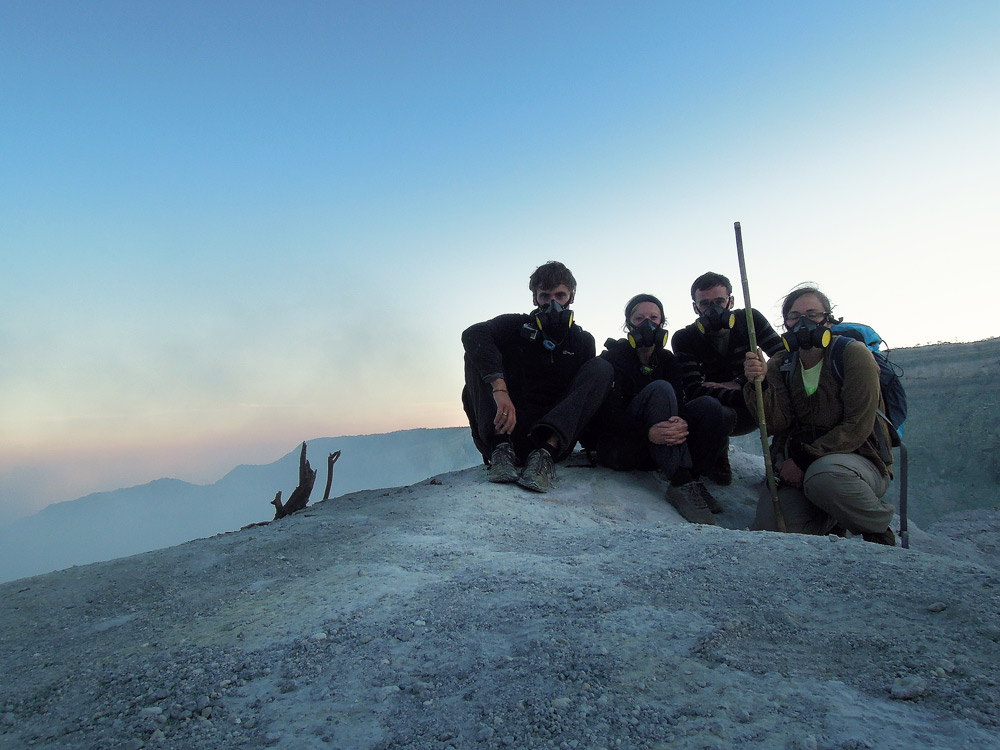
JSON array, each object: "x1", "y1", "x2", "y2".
[
  {"x1": 3, "y1": 337, "x2": 998, "y2": 585},
  {"x1": 0, "y1": 427, "x2": 481, "y2": 584}
]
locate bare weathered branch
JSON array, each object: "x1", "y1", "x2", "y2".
[
  {"x1": 323, "y1": 450, "x2": 342, "y2": 501},
  {"x1": 271, "y1": 442, "x2": 317, "y2": 519}
]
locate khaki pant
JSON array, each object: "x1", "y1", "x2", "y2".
[{"x1": 753, "y1": 453, "x2": 893, "y2": 535}]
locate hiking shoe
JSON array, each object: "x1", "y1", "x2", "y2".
[
  {"x1": 710, "y1": 446, "x2": 733, "y2": 486},
  {"x1": 666, "y1": 482, "x2": 716, "y2": 525},
  {"x1": 696, "y1": 481, "x2": 724, "y2": 514},
  {"x1": 487, "y1": 443, "x2": 520, "y2": 484},
  {"x1": 517, "y1": 448, "x2": 555, "y2": 492},
  {"x1": 862, "y1": 527, "x2": 897, "y2": 546}
]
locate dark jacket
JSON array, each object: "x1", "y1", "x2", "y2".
[
  {"x1": 462, "y1": 313, "x2": 596, "y2": 417},
  {"x1": 671, "y1": 307, "x2": 783, "y2": 407},
  {"x1": 597, "y1": 337, "x2": 686, "y2": 440}
]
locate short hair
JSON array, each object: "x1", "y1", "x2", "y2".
[
  {"x1": 529, "y1": 261, "x2": 577, "y2": 295},
  {"x1": 781, "y1": 284, "x2": 834, "y2": 320},
  {"x1": 690, "y1": 272, "x2": 732, "y2": 300}
]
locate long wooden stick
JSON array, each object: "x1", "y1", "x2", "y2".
[{"x1": 734, "y1": 222, "x2": 786, "y2": 532}]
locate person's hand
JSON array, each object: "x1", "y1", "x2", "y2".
[
  {"x1": 778, "y1": 458, "x2": 804, "y2": 488},
  {"x1": 648, "y1": 416, "x2": 688, "y2": 446},
  {"x1": 492, "y1": 390, "x2": 516, "y2": 434},
  {"x1": 744, "y1": 348, "x2": 767, "y2": 383},
  {"x1": 704, "y1": 380, "x2": 741, "y2": 391}
]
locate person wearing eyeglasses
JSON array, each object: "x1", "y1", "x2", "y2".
[
  {"x1": 589, "y1": 294, "x2": 729, "y2": 524},
  {"x1": 671, "y1": 271, "x2": 784, "y2": 486},
  {"x1": 742, "y1": 285, "x2": 896, "y2": 544}
]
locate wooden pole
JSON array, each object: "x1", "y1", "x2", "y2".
[{"x1": 734, "y1": 221, "x2": 787, "y2": 532}]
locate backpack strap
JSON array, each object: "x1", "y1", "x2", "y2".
[
  {"x1": 829, "y1": 335, "x2": 899, "y2": 459},
  {"x1": 828, "y1": 335, "x2": 851, "y2": 385},
  {"x1": 779, "y1": 349, "x2": 798, "y2": 389}
]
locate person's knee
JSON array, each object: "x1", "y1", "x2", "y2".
[
  {"x1": 641, "y1": 379, "x2": 676, "y2": 398},
  {"x1": 804, "y1": 455, "x2": 861, "y2": 489},
  {"x1": 686, "y1": 394, "x2": 721, "y2": 413},
  {"x1": 639, "y1": 380, "x2": 679, "y2": 413},
  {"x1": 684, "y1": 395, "x2": 728, "y2": 430}
]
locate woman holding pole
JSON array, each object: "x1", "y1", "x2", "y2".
[{"x1": 742, "y1": 285, "x2": 896, "y2": 544}]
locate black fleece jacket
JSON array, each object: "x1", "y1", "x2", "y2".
[{"x1": 462, "y1": 313, "x2": 596, "y2": 416}]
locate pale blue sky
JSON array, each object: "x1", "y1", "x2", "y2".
[{"x1": 2, "y1": 1, "x2": 998, "y2": 522}]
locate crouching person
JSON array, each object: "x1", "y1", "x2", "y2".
[
  {"x1": 743, "y1": 285, "x2": 896, "y2": 544},
  {"x1": 592, "y1": 294, "x2": 729, "y2": 524},
  {"x1": 461, "y1": 261, "x2": 612, "y2": 492}
]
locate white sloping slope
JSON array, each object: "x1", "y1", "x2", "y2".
[{"x1": 1, "y1": 455, "x2": 998, "y2": 749}]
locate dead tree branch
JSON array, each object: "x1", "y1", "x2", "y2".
[
  {"x1": 271, "y1": 442, "x2": 317, "y2": 519},
  {"x1": 323, "y1": 450, "x2": 342, "y2": 500}
]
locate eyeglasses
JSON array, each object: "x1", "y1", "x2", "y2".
[
  {"x1": 784, "y1": 310, "x2": 829, "y2": 324},
  {"x1": 695, "y1": 297, "x2": 730, "y2": 311}
]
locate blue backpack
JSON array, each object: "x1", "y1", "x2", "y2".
[{"x1": 829, "y1": 322, "x2": 907, "y2": 440}]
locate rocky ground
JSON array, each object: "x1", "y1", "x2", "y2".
[{"x1": 2, "y1": 448, "x2": 999, "y2": 749}]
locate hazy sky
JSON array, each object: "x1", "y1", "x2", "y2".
[{"x1": 2, "y1": 1, "x2": 998, "y2": 523}]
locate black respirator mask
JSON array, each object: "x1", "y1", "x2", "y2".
[
  {"x1": 696, "y1": 304, "x2": 736, "y2": 334},
  {"x1": 524, "y1": 300, "x2": 574, "y2": 350},
  {"x1": 781, "y1": 317, "x2": 833, "y2": 352},
  {"x1": 628, "y1": 319, "x2": 669, "y2": 350}
]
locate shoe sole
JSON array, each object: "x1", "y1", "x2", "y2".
[
  {"x1": 516, "y1": 476, "x2": 551, "y2": 492},
  {"x1": 666, "y1": 498, "x2": 716, "y2": 525},
  {"x1": 487, "y1": 468, "x2": 520, "y2": 484}
]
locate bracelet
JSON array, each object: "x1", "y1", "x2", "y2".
[{"x1": 492, "y1": 389, "x2": 508, "y2": 394}]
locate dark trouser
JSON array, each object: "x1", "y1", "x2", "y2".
[
  {"x1": 694, "y1": 399, "x2": 757, "y2": 469},
  {"x1": 462, "y1": 357, "x2": 613, "y2": 464},
  {"x1": 682, "y1": 395, "x2": 731, "y2": 475},
  {"x1": 595, "y1": 383, "x2": 727, "y2": 480},
  {"x1": 720, "y1": 402, "x2": 758, "y2": 438}
]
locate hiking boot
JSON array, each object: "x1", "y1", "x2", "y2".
[
  {"x1": 696, "y1": 481, "x2": 724, "y2": 514},
  {"x1": 862, "y1": 527, "x2": 897, "y2": 546},
  {"x1": 487, "y1": 443, "x2": 520, "y2": 484},
  {"x1": 517, "y1": 448, "x2": 555, "y2": 492},
  {"x1": 710, "y1": 446, "x2": 733, "y2": 486},
  {"x1": 666, "y1": 482, "x2": 716, "y2": 525}
]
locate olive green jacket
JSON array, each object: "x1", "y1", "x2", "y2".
[{"x1": 743, "y1": 339, "x2": 893, "y2": 477}]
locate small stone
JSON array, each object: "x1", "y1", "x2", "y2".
[
  {"x1": 927, "y1": 602, "x2": 948, "y2": 613},
  {"x1": 890, "y1": 675, "x2": 925, "y2": 700}
]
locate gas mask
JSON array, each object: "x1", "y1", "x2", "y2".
[
  {"x1": 627, "y1": 319, "x2": 669, "y2": 350},
  {"x1": 696, "y1": 304, "x2": 736, "y2": 334},
  {"x1": 527, "y1": 300, "x2": 574, "y2": 350},
  {"x1": 781, "y1": 317, "x2": 832, "y2": 352}
]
